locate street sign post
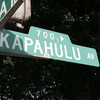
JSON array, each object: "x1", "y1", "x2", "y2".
[
  {"x1": 0, "y1": 26, "x2": 99, "y2": 67},
  {"x1": 0, "y1": 0, "x2": 24, "y2": 29}
]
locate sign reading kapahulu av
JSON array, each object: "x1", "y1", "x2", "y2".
[{"x1": 0, "y1": 26, "x2": 99, "y2": 67}]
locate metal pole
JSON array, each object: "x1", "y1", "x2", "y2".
[{"x1": 0, "y1": 0, "x2": 25, "y2": 29}]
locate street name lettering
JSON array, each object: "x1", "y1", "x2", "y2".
[
  {"x1": 0, "y1": 26, "x2": 99, "y2": 67},
  {"x1": 0, "y1": 32, "x2": 81, "y2": 61},
  {"x1": 0, "y1": 0, "x2": 24, "y2": 29},
  {"x1": 11, "y1": 0, "x2": 18, "y2": 7},
  {"x1": 0, "y1": 0, "x2": 18, "y2": 21}
]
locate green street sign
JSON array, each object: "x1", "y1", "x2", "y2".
[
  {"x1": 0, "y1": 26, "x2": 99, "y2": 67},
  {"x1": 0, "y1": 0, "x2": 24, "y2": 29}
]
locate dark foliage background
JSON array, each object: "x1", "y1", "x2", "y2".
[{"x1": 0, "y1": 0, "x2": 100, "y2": 100}]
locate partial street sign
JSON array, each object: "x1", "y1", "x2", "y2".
[
  {"x1": 0, "y1": 26, "x2": 99, "y2": 67},
  {"x1": 0, "y1": 0, "x2": 24, "y2": 29}
]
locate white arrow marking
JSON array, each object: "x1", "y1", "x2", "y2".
[{"x1": 60, "y1": 36, "x2": 64, "y2": 42}]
